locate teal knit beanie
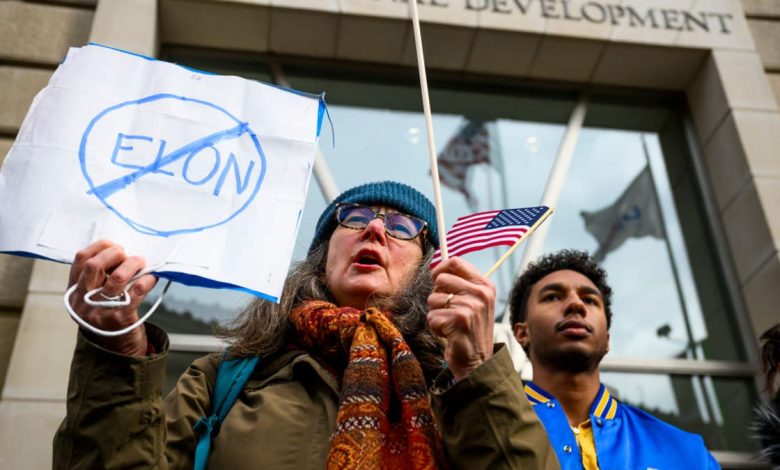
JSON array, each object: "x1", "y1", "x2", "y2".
[{"x1": 309, "y1": 181, "x2": 439, "y2": 254}]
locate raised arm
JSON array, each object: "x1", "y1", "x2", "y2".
[{"x1": 54, "y1": 240, "x2": 171, "y2": 469}]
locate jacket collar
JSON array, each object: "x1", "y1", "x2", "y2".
[{"x1": 524, "y1": 381, "x2": 620, "y2": 420}]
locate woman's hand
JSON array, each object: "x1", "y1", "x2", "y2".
[
  {"x1": 427, "y1": 257, "x2": 495, "y2": 381},
  {"x1": 67, "y1": 240, "x2": 157, "y2": 356}
]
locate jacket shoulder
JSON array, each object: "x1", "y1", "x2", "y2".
[
  {"x1": 620, "y1": 403, "x2": 704, "y2": 438},
  {"x1": 620, "y1": 403, "x2": 711, "y2": 449}
]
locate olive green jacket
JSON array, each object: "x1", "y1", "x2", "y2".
[{"x1": 53, "y1": 324, "x2": 559, "y2": 469}]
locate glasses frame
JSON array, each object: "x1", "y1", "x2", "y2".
[{"x1": 335, "y1": 202, "x2": 428, "y2": 242}]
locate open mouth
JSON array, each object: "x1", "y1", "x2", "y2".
[
  {"x1": 357, "y1": 255, "x2": 381, "y2": 265},
  {"x1": 353, "y1": 249, "x2": 383, "y2": 267}
]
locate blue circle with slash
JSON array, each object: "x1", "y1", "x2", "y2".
[{"x1": 79, "y1": 94, "x2": 267, "y2": 237}]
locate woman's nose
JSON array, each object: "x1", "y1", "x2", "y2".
[{"x1": 360, "y1": 216, "x2": 387, "y2": 243}]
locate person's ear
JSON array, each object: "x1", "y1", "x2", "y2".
[{"x1": 513, "y1": 322, "x2": 530, "y2": 349}]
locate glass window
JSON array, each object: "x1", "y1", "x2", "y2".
[
  {"x1": 147, "y1": 52, "x2": 747, "y2": 365},
  {"x1": 144, "y1": 282, "x2": 252, "y2": 334},
  {"x1": 539, "y1": 129, "x2": 741, "y2": 361}
]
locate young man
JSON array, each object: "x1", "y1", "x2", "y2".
[{"x1": 509, "y1": 249, "x2": 720, "y2": 470}]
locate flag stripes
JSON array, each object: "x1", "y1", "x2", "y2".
[{"x1": 430, "y1": 206, "x2": 549, "y2": 268}]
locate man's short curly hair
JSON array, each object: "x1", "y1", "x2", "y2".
[{"x1": 509, "y1": 249, "x2": 613, "y2": 328}]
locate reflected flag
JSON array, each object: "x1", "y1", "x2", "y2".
[
  {"x1": 430, "y1": 206, "x2": 551, "y2": 268},
  {"x1": 580, "y1": 166, "x2": 664, "y2": 262},
  {"x1": 437, "y1": 119, "x2": 493, "y2": 210}
]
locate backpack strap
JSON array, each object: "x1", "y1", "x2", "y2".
[{"x1": 192, "y1": 353, "x2": 260, "y2": 470}]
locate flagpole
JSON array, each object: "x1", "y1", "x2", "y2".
[
  {"x1": 484, "y1": 209, "x2": 553, "y2": 279},
  {"x1": 407, "y1": 0, "x2": 449, "y2": 260},
  {"x1": 489, "y1": 121, "x2": 515, "y2": 313},
  {"x1": 517, "y1": 92, "x2": 588, "y2": 269},
  {"x1": 640, "y1": 134, "x2": 719, "y2": 423},
  {"x1": 500, "y1": 93, "x2": 588, "y2": 324},
  {"x1": 641, "y1": 135, "x2": 698, "y2": 359}
]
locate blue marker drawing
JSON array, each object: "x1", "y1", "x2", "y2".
[
  {"x1": 80, "y1": 94, "x2": 267, "y2": 237},
  {"x1": 111, "y1": 133, "x2": 174, "y2": 176}
]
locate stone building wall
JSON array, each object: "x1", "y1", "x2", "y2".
[{"x1": 0, "y1": 0, "x2": 95, "y2": 393}]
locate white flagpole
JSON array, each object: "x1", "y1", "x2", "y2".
[
  {"x1": 500, "y1": 93, "x2": 588, "y2": 323},
  {"x1": 517, "y1": 92, "x2": 588, "y2": 267},
  {"x1": 407, "y1": 0, "x2": 449, "y2": 260}
]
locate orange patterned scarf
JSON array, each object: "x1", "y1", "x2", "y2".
[{"x1": 290, "y1": 300, "x2": 446, "y2": 470}]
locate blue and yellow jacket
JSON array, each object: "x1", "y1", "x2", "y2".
[{"x1": 524, "y1": 381, "x2": 721, "y2": 470}]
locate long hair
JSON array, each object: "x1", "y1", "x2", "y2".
[{"x1": 217, "y1": 241, "x2": 445, "y2": 384}]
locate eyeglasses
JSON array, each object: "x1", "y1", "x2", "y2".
[{"x1": 335, "y1": 203, "x2": 427, "y2": 241}]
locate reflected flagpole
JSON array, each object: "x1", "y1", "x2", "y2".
[
  {"x1": 499, "y1": 92, "x2": 588, "y2": 324},
  {"x1": 641, "y1": 135, "x2": 698, "y2": 360},
  {"x1": 407, "y1": 0, "x2": 449, "y2": 259},
  {"x1": 641, "y1": 134, "x2": 720, "y2": 425}
]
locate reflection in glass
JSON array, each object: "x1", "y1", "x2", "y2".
[
  {"x1": 541, "y1": 131, "x2": 698, "y2": 359},
  {"x1": 601, "y1": 372, "x2": 758, "y2": 452},
  {"x1": 142, "y1": 283, "x2": 253, "y2": 334},
  {"x1": 149, "y1": 54, "x2": 746, "y2": 365}
]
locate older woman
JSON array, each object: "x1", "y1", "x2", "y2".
[{"x1": 54, "y1": 181, "x2": 557, "y2": 469}]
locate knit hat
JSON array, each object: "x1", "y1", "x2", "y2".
[{"x1": 309, "y1": 181, "x2": 439, "y2": 254}]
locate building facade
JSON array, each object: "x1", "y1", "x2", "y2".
[{"x1": 1, "y1": 0, "x2": 779, "y2": 468}]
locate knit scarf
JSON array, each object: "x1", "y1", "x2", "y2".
[{"x1": 290, "y1": 300, "x2": 446, "y2": 470}]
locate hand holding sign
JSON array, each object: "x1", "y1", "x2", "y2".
[{"x1": 67, "y1": 240, "x2": 156, "y2": 355}]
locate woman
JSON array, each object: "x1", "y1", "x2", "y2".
[{"x1": 54, "y1": 181, "x2": 557, "y2": 469}]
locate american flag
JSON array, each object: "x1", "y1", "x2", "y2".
[{"x1": 430, "y1": 206, "x2": 551, "y2": 268}]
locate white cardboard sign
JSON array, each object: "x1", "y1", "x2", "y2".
[{"x1": 0, "y1": 44, "x2": 326, "y2": 302}]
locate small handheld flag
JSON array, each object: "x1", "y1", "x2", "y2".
[{"x1": 430, "y1": 206, "x2": 553, "y2": 276}]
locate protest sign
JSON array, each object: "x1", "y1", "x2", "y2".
[{"x1": 0, "y1": 44, "x2": 326, "y2": 302}]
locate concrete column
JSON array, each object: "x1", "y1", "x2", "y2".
[
  {"x1": 0, "y1": 263, "x2": 76, "y2": 469},
  {"x1": 90, "y1": 0, "x2": 159, "y2": 56},
  {"x1": 687, "y1": 48, "x2": 780, "y2": 346}
]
